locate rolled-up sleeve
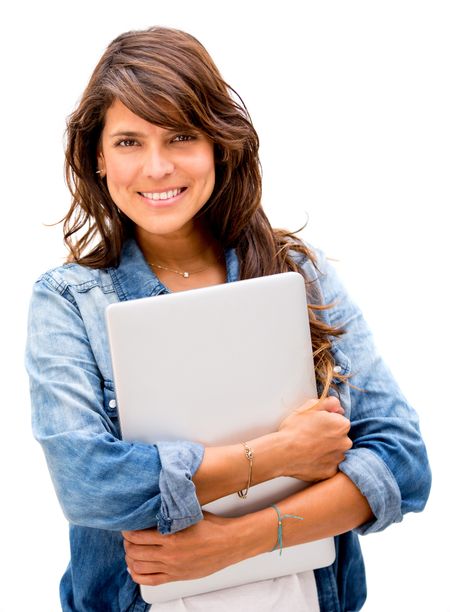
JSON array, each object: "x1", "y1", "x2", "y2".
[
  {"x1": 312, "y1": 251, "x2": 432, "y2": 534},
  {"x1": 25, "y1": 276, "x2": 204, "y2": 533},
  {"x1": 156, "y1": 441, "x2": 204, "y2": 534}
]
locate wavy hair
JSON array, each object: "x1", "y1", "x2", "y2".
[{"x1": 63, "y1": 26, "x2": 346, "y2": 395}]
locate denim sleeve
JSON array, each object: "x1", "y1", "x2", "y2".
[
  {"x1": 25, "y1": 277, "x2": 204, "y2": 533},
  {"x1": 312, "y1": 251, "x2": 432, "y2": 535}
]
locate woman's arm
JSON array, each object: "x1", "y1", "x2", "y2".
[
  {"x1": 26, "y1": 273, "x2": 352, "y2": 533},
  {"x1": 26, "y1": 277, "x2": 200, "y2": 533},
  {"x1": 312, "y1": 251, "x2": 432, "y2": 534},
  {"x1": 123, "y1": 472, "x2": 372, "y2": 585},
  {"x1": 194, "y1": 395, "x2": 351, "y2": 505}
]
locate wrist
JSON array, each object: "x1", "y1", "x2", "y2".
[
  {"x1": 233, "y1": 508, "x2": 278, "y2": 560},
  {"x1": 193, "y1": 430, "x2": 289, "y2": 506},
  {"x1": 247, "y1": 431, "x2": 289, "y2": 481}
]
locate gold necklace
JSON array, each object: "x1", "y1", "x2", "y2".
[{"x1": 148, "y1": 260, "x2": 216, "y2": 279}]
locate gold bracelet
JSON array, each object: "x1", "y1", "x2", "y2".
[{"x1": 237, "y1": 442, "x2": 254, "y2": 499}]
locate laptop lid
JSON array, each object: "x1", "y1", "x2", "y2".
[{"x1": 106, "y1": 271, "x2": 335, "y2": 603}]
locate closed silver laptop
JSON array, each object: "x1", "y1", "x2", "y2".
[{"x1": 106, "y1": 272, "x2": 335, "y2": 604}]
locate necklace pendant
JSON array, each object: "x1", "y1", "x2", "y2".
[{"x1": 183, "y1": 272, "x2": 189, "y2": 278}]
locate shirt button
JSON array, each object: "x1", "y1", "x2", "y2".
[
  {"x1": 333, "y1": 365, "x2": 342, "y2": 374},
  {"x1": 109, "y1": 399, "x2": 117, "y2": 409}
]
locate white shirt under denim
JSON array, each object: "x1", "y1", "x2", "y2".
[{"x1": 151, "y1": 572, "x2": 320, "y2": 612}]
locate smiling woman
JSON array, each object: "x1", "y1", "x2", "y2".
[
  {"x1": 25, "y1": 26, "x2": 431, "y2": 612},
  {"x1": 98, "y1": 100, "x2": 217, "y2": 279}
]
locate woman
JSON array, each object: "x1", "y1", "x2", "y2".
[{"x1": 26, "y1": 27, "x2": 431, "y2": 611}]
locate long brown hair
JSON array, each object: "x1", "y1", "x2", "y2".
[{"x1": 63, "y1": 26, "x2": 346, "y2": 395}]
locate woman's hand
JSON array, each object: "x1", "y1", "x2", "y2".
[
  {"x1": 276, "y1": 396, "x2": 352, "y2": 482},
  {"x1": 123, "y1": 513, "x2": 249, "y2": 586}
]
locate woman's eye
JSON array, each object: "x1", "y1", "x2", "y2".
[
  {"x1": 116, "y1": 139, "x2": 139, "y2": 147},
  {"x1": 172, "y1": 134, "x2": 195, "y2": 143}
]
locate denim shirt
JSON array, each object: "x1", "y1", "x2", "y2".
[{"x1": 25, "y1": 239, "x2": 431, "y2": 612}]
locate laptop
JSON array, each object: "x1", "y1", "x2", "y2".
[{"x1": 106, "y1": 271, "x2": 335, "y2": 604}]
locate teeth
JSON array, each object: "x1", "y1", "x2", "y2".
[{"x1": 142, "y1": 188, "x2": 183, "y2": 200}]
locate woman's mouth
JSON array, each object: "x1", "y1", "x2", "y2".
[{"x1": 139, "y1": 187, "x2": 187, "y2": 204}]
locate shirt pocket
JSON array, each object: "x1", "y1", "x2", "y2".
[
  {"x1": 330, "y1": 346, "x2": 352, "y2": 417},
  {"x1": 102, "y1": 379, "x2": 122, "y2": 438}
]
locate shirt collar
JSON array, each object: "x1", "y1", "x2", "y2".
[{"x1": 108, "y1": 238, "x2": 240, "y2": 302}]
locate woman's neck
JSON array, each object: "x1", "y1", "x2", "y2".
[{"x1": 135, "y1": 220, "x2": 220, "y2": 271}]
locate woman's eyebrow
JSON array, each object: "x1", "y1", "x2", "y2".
[
  {"x1": 109, "y1": 130, "x2": 147, "y2": 139},
  {"x1": 108, "y1": 127, "x2": 197, "y2": 140}
]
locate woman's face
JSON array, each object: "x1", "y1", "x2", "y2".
[{"x1": 98, "y1": 99, "x2": 215, "y2": 241}]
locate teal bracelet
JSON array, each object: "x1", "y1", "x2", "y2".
[{"x1": 271, "y1": 504, "x2": 304, "y2": 556}]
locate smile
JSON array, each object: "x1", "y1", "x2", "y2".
[{"x1": 139, "y1": 187, "x2": 187, "y2": 201}]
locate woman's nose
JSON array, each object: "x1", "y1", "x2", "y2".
[{"x1": 142, "y1": 147, "x2": 175, "y2": 179}]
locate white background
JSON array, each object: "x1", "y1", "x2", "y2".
[{"x1": 1, "y1": 1, "x2": 449, "y2": 610}]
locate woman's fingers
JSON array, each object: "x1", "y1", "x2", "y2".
[
  {"x1": 125, "y1": 553, "x2": 167, "y2": 574},
  {"x1": 124, "y1": 533, "x2": 172, "y2": 582},
  {"x1": 122, "y1": 529, "x2": 163, "y2": 545},
  {"x1": 127, "y1": 569, "x2": 170, "y2": 586},
  {"x1": 294, "y1": 396, "x2": 345, "y2": 415},
  {"x1": 123, "y1": 529, "x2": 167, "y2": 582},
  {"x1": 312, "y1": 396, "x2": 345, "y2": 415},
  {"x1": 124, "y1": 539, "x2": 163, "y2": 562}
]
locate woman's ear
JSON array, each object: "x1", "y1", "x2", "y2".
[{"x1": 96, "y1": 152, "x2": 106, "y2": 178}]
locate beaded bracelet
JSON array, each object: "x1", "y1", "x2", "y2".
[{"x1": 271, "y1": 504, "x2": 304, "y2": 556}]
